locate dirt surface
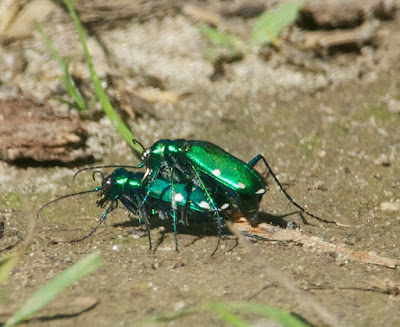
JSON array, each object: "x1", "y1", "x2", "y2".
[{"x1": 1, "y1": 0, "x2": 400, "y2": 326}]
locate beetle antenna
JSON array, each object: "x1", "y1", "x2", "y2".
[{"x1": 37, "y1": 187, "x2": 101, "y2": 220}]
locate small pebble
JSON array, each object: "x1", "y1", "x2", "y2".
[
  {"x1": 174, "y1": 301, "x2": 186, "y2": 311},
  {"x1": 380, "y1": 201, "x2": 400, "y2": 212}
]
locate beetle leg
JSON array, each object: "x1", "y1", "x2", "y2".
[
  {"x1": 169, "y1": 167, "x2": 179, "y2": 252},
  {"x1": 183, "y1": 181, "x2": 195, "y2": 225},
  {"x1": 192, "y1": 166, "x2": 222, "y2": 256},
  {"x1": 247, "y1": 154, "x2": 263, "y2": 168},
  {"x1": 251, "y1": 155, "x2": 334, "y2": 224},
  {"x1": 81, "y1": 200, "x2": 115, "y2": 240},
  {"x1": 138, "y1": 168, "x2": 160, "y2": 251},
  {"x1": 134, "y1": 176, "x2": 153, "y2": 251},
  {"x1": 138, "y1": 204, "x2": 152, "y2": 251},
  {"x1": 141, "y1": 169, "x2": 159, "y2": 207}
]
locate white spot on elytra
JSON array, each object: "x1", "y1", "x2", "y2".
[
  {"x1": 199, "y1": 201, "x2": 211, "y2": 210},
  {"x1": 238, "y1": 182, "x2": 246, "y2": 189},
  {"x1": 212, "y1": 169, "x2": 221, "y2": 177},
  {"x1": 221, "y1": 203, "x2": 229, "y2": 210},
  {"x1": 174, "y1": 193, "x2": 184, "y2": 202},
  {"x1": 256, "y1": 188, "x2": 266, "y2": 194}
]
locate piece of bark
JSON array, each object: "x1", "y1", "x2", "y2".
[
  {"x1": 0, "y1": 98, "x2": 93, "y2": 165},
  {"x1": 220, "y1": 3, "x2": 265, "y2": 19},
  {"x1": 297, "y1": 1, "x2": 365, "y2": 30},
  {"x1": 300, "y1": 23, "x2": 378, "y2": 56},
  {"x1": 75, "y1": 0, "x2": 181, "y2": 28}
]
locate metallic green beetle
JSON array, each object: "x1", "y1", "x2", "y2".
[
  {"x1": 140, "y1": 139, "x2": 329, "y2": 228},
  {"x1": 141, "y1": 139, "x2": 266, "y2": 226},
  {"x1": 37, "y1": 168, "x2": 232, "y2": 252}
]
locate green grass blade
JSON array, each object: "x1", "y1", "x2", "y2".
[
  {"x1": 251, "y1": 1, "x2": 302, "y2": 46},
  {"x1": 0, "y1": 254, "x2": 19, "y2": 304},
  {"x1": 63, "y1": 0, "x2": 143, "y2": 154},
  {"x1": 62, "y1": 60, "x2": 87, "y2": 111},
  {"x1": 0, "y1": 254, "x2": 18, "y2": 286},
  {"x1": 221, "y1": 301, "x2": 309, "y2": 327},
  {"x1": 199, "y1": 26, "x2": 245, "y2": 51},
  {"x1": 4, "y1": 252, "x2": 103, "y2": 327},
  {"x1": 36, "y1": 23, "x2": 86, "y2": 111},
  {"x1": 205, "y1": 303, "x2": 250, "y2": 327},
  {"x1": 137, "y1": 301, "x2": 309, "y2": 326}
]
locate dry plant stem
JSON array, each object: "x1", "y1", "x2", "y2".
[
  {"x1": 183, "y1": 4, "x2": 242, "y2": 35},
  {"x1": 226, "y1": 220, "x2": 343, "y2": 327},
  {"x1": 235, "y1": 220, "x2": 400, "y2": 268}
]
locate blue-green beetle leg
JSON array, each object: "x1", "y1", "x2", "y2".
[
  {"x1": 141, "y1": 170, "x2": 158, "y2": 208},
  {"x1": 136, "y1": 173, "x2": 154, "y2": 251},
  {"x1": 180, "y1": 180, "x2": 194, "y2": 226},
  {"x1": 119, "y1": 177, "x2": 152, "y2": 250},
  {"x1": 139, "y1": 206, "x2": 152, "y2": 251},
  {"x1": 135, "y1": 169, "x2": 158, "y2": 251},
  {"x1": 79, "y1": 201, "x2": 115, "y2": 241},
  {"x1": 249, "y1": 155, "x2": 334, "y2": 224},
  {"x1": 169, "y1": 167, "x2": 179, "y2": 252},
  {"x1": 247, "y1": 154, "x2": 263, "y2": 168},
  {"x1": 192, "y1": 166, "x2": 222, "y2": 256}
]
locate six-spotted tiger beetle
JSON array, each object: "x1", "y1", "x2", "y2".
[
  {"x1": 38, "y1": 139, "x2": 332, "y2": 255},
  {"x1": 37, "y1": 167, "x2": 233, "y2": 252}
]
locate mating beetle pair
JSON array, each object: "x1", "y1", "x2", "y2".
[{"x1": 38, "y1": 139, "x2": 330, "y2": 254}]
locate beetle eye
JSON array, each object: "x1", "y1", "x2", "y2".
[
  {"x1": 142, "y1": 148, "x2": 151, "y2": 161},
  {"x1": 102, "y1": 178, "x2": 113, "y2": 190}
]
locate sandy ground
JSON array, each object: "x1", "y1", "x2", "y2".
[{"x1": 1, "y1": 0, "x2": 400, "y2": 326}]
